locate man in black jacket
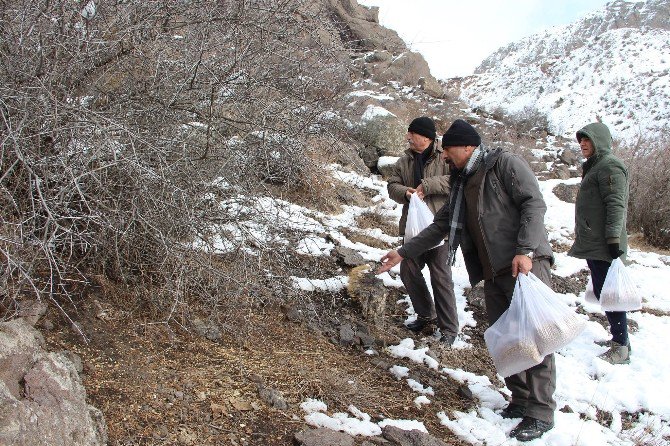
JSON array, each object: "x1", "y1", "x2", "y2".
[{"x1": 378, "y1": 119, "x2": 556, "y2": 442}]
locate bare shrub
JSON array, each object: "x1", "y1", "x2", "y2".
[
  {"x1": 618, "y1": 131, "x2": 670, "y2": 249},
  {"x1": 506, "y1": 105, "x2": 550, "y2": 135},
  {"x1": 356, "y1": 211, "x2": 397, "y2": 236},
  {"x1": 0, "y1": 0, "x2": 353, "y2": 322}
]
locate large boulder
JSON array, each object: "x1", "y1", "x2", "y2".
[
  {"x1": 294, "y1": 427, "x2": 355, "y2": 446},
  {"x1": 366, "y1": 51, "x2": 443, "y2": 98},
  {"x1": 0, "y1": 318, "x2": 45, "y2": 400},
  {"x1": 326, "y1": 0, "x2": 407, "y2": 53},
  {"x1": 382, "y1": 425, "x2": 450, "y2": 446},
  {"x1": 552, "y1": 182, "x2": 580, "y2": 204},
  {"x1": 559, "y1": 148, "x2": 581, "y2": 166},
  {"x1": 356, "y1": 112, "x2": 407, "y2": 170},
  {"x1": 325, "y1": 0, "x2": 443, "y2": 97},
  {"x1": 0, "y1": 319, "x2": 108, "y2": 446},
  {"x1": 550, "y1": 163, "x2": 572, "y2": 180},
  {"x1": 377, "y1": 155, "x2": 400, "y2": 178}
]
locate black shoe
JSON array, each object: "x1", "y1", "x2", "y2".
[
  {"x1": 439, "y1": 334, "x2": 456, "y2": 346},
  {"x1": 510, "y1": 416, "x2": 554, "y2": 442},
  {"x1": 405, "y1": 317, "x2": 436, "y2": 333},
  {"x1": 500, "y1": 403, "x2": 526, "y2": 419}
]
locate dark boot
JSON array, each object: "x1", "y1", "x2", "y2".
[
  {"x1": 499, "y1": 403, "x2": 526, "y2": 419},
  {"x1": 405, "y1": 317, "x2": 436, "y2": 333},
  {"x1": 438, "y1": 334, "x2": 456, "y2": 346},
  {"x1": 510, "y1": 416, "x2": 554, "y2": 442}
]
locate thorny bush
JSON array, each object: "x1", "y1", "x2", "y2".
[
  {"x1": 618, "y1": 133, "x2": 670, "y2": 250},
  {"x1": 0, "y1": 0, "x2": 355, "y2": 325}
]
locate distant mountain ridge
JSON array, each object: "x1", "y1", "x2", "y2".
[{"x1": 458, "y1": 0, "x2": 670, "y2": 144}]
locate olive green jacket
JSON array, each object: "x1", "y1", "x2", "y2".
[
  {"x1": 568, "y1": 123, "x2": 629, "y2": 262},
  {"x1": 387, "y1": 141, "x2": 450, "y2": 237}
]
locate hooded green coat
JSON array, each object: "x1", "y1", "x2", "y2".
[{"x1": 568, "y1": 123, "x2": 629, "y2": 262}]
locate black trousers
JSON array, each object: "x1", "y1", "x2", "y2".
[
  {"x1": 587, "y1": 259, "x2": 628, "y2": 345},
  {"x1": 399, "y1": 242, "x2": 459, "y2": 337},
  {"x1": 484, "y1": 259, "x2": 556, "y2": 423}
]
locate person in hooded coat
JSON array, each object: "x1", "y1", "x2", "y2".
[{"x1": 568, "y1": 122, "x2": 631, "y2": 364}]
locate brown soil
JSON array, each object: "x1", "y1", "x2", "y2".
[
  {"x1": 41, "y1": 287, "x2": 494, "y2": 446},
  {"x1": 628, "y1": 232, "x2": 670, "y2": 257}
]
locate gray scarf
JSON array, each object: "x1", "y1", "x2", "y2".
[{"x1": 447, "y1": 147, "x2": 485, "y2": 264}]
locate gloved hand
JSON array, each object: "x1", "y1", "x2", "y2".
[{"x1": 608, "y1": 243, "x2": 624, "y2": 259}]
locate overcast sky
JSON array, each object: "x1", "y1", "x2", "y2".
[{"x1": 357, "y1": 0, "x2": 613, "y2": 79}]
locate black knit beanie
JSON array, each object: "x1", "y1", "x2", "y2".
[
  {"x1": 441, "y1": 119, "x2": 481, "y2": 147},
  {"x1": 407, "y1": 116, "x2": 436, "y2": 140}
]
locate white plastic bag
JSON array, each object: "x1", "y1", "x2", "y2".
[
  {"x1": 525, "y1": 273, "x2": 587, "y2": 356},
  {"x1": 404, "y1": 194, "x2": 443, "y2": 248},
  {"x1": 484, "y1": 273, "x2": 586, "y2": 377},
  {"x1": 584, "y1": 275, "x2": 599, "y2": 304},
  {"x1": 484, "y1": 279, "x2": 543, "y2": 378},
  {"x1": 600, "y1": 258, "x2": 642, "y2": 312}
]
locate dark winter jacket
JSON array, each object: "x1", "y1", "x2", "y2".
[
  {"x1": 568, "y1": 123, "x2": 629, "y2": 262},
  {"x1": 399, "y1": 147, "x2": 553, "y2": 286},
  {"x1": 387, "y1": 141, "x2": 450, "y2": 236}
]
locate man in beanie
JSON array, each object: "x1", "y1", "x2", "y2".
[
  {"x1": 379, "y1": 119, "x2": 556, "y2": 442},
  {"x1": 568, "y1": 122, "x2": 631, "y2": 364},
  {"x1": 386, "y1": 116, "x2": 459, "y2": 346}
]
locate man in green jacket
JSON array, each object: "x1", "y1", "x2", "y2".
[
  {"x1": 386, "y1": 116, "x2": 459, "y2": 346},
  {"x1": 568, "y1": 122, "x2": 631, "y2": 364}
]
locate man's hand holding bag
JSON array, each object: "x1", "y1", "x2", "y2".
[
  {"x1": 484, "y1": 273, "x2": 586, "y2": 377},
  {"x1": 403, "y1": 193, "x2": 443, "y2": 248},
  {"x1": 600, "y1": 258, "x2": 642, "y2": 311}
]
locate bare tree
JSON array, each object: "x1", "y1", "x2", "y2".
[
  {"x1": 618, "y1": 131, "x2": 670, "y2": 250},
  {"x1": 0, "y1": 0, "x2": 355, "y2": 325}
]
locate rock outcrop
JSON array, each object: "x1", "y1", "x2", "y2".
[
  {"x1": 0, "y1": 316, "x2": 108, "y2": 446},
  {"x1": 326, "y1": 0, "x2": 443, "y2": 97}
]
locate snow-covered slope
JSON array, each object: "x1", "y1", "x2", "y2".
[{"x1": 460, "y1": 0, "x2": 670, "y2": 143}]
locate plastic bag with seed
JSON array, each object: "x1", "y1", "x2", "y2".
[
  {"x1": 484, "y1": 272, "x2": 586, "y2": 377},
  {"x1": 600, "y1": 258, "x2": 642, "y2": 312}
]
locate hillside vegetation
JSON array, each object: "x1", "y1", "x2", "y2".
[{"x1": 2, "y1": 1, "x2": 670, "y2": 445}]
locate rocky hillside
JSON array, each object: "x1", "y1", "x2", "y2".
[
  {"x1": 457, "y1": 0, "x2": 670, "y2": 143},
  {"x1": 8, "y1": 1, "x2": 665, "y2": 446},
  {"x1": 327, "y1": 0, "x2": 444, "y2": 97},
  {"x1": 0, "y1": 2, "x2": 475, "y2": 445}
]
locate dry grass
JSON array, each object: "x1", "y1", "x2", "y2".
[
  {"x1": 355, "y1": 211, "x2": 398, "y2": 236},
  {"x1": 628, "y1": 233, "x2": 670, "y2": 257},
  {"x1": 640, "y1": 307, "x2": 670, "y2": 317},
  {"x1": 342, "y1": 229, "x2": 395, "y2": 251},
  {"x1": 41, "y1": 289, "x2": 474, "y2": 446}
]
